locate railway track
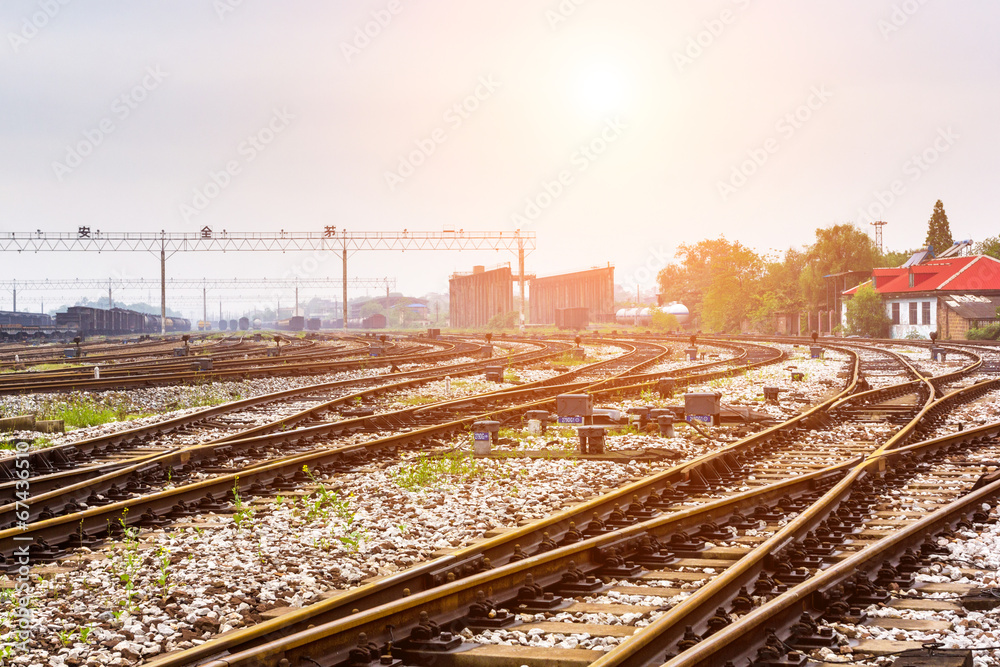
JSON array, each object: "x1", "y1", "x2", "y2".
[
  {"x1": 0, "y1": 337, "x2": 789, "y2": 563},
  {"x1": 0, "y1": 335, "x2": 379, "y2": 395},
  {"x1": 0, "y1": 338, "x2": 565, "y2": 516},
  {"x1": 0, "y1": 335, "x2": 196, "y2": 367},
  {"x1": 6, "y1": 336, "x2": 998, "y2": 667},
  {"x1": 103, "y1": 338, "x2": 996, "y2": 667}
]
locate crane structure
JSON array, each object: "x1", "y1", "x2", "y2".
[{"x1": 1, "y1": 229, "x2": 535, "y2": 332}]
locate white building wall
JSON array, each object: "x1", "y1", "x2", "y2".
[
  {"x1": 840, "y1": 295, "x2": 937, "y2": 339},
  {"x1": 887, "y1": 296, "x2": 936, "y2": 339}
]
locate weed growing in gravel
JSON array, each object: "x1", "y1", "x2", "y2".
[
  {"x1": 36, "y1": 394, "x2": 135, "y2": 429},
  {"x1": 338, "y1": 530, "x2": 366, "y2": 552},
  {"x1": 300, "y1": 465, "x2": 354, "y2": 523},
  {"x1": 156, "y1": 545, "x2": 173, "y2": 591},
  {"x1": 257, "y1": 538, "x2": 267, "y2": 565},
  {"x1": 113, "y1": 510, "x2": 141, "y2": 612},
  {"x1": 392, "y1": 452, "x2": 498, "y2": 490},
  {"x1": 163, "y1": 381, "x2": 248, "y2": 411},
  {"x1": 397, "y1": 395, "x2": 437, "y2": 406},
  {"x1": 232, "y1": 479, "x2": 255, "y2": 530},
  {"x1": 550, "y1": 352, "x2": 589, "y2": 367},
  {"x1": 498, "y1": 427, "x2": 521, "y2": 441},
  {"x1": 0, "y1": 589, "x2": 16, "y2": 648},
  {"x1": 611, "y1": 424, "x2": 641, "y2": 436}
]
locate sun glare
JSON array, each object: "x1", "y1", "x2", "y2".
[{"x1": 574, "y1": 63, "x2": 629, "y2": 115}]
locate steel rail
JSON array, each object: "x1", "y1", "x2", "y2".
[
  {"x1": 0, "y1": 338, "x2": 460, "y2": 475},
  {"x1": 0, "y1": 338, "x2": 383, "y2": 393},
  {"x1": 136, "y1": 343, "x2": 848, "y2": 666},
  {"x1": 0, "y1": 339, "x2": 670, "y2": 531},
  {"x1": 584, "y1": 350, "x2": 988, "y2": 666},
  {"x1": 154, "y1": 439, "x2": 859, "y2": 667},
  {"x1": 0, "y1": 340, "x2": 568, "y2": 514},
  {"x1": 661, "y1": 420, "x2": 1000, "y2": 667}
]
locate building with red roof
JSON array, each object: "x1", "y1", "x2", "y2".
[{"x1": 842, "y1": 254, "x2": 1000, "y2": 339}]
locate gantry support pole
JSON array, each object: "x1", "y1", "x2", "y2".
[
  {"x1": 518, "y1": 234, "x2": 526, "y2": 333},
  {"x1": 160, "y1": 235, "x2": 166, "y2": 335},
  {"x1": 342, "y1": 236, "x2": 348, "y2": 331}
]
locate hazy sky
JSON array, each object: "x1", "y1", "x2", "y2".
[{"x1": 2, "y1": 1, "x2": 998, "y2": 317}]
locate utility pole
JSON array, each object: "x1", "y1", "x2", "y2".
[
  {"x1": 342, "y1": 232, "x2": 348, "y2": 331},
  {"x1": 160, "y1": 232, "x2": 166, "y2": 335},
  {"x1": 518, "y1": 235, "x2": 526, "y2": 333},
  {"x1": 108, "y1": 278, "x2": 113, "y2": 309}
]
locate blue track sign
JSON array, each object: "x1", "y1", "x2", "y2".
[
  {"x1": 686, "y1": 415, "x2": 712, "y2": 424},
  {"x1": 473, "y1": 432, "x2": 491, "y2": 440},
  {"x1": 558, "y1": 416, "x2": 583, "y2": 424}
]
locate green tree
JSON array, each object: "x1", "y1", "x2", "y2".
[
  {"x1": 487, "y1": 311, "x2": 517, "y2": 330},
  {"x1": 924, "y1": 199, "x2": 954, "y2": 254},
  {"x1": 657, "y1": 236, "x2": 764, "y2": 332},
  {"x1": 650, "y1": 309, "x2": 680, "y2": 331},
  {"x1": 800, "y1": 224, "x2": 879, "y2": 309},
  {"x1": 878, "y1": 248, "x2": 916, "y2": 267},
  {"x1": 359, "y1": 301, "x2": 384, "y2": 318},
  {"x1": 973, "y1": 235, "x2": 1000, "y2": 260},
  {"x1": 747, "y1": 248, "x2": 807, "y2": 330},
  {"x1": 845, "y1": 283, "x2": 891, "y2": 338}
]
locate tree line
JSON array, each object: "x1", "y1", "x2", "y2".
[{"x1": 656, "y1": 200, "x2": 1000, "y2": 333}]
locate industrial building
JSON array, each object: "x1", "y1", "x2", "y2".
[
  {"x1": 448, "y1": 265, "x2": 513, "y2": 328},
  {"x1": 529, "y1": 265, "x2": 615, "y2": 325}
]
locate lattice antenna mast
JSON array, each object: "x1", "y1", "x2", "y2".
[{"x1": 870, "y1": 220, "x2": 887, "y2": 255}]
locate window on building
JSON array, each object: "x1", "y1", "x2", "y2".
[
  {"x1": 909, "y1": 273, "x2": 915, "y2": 288},
  {"x1": 891, "y1": 302, "x2": 900, "y2": 325},
  {"x1": 922, "y1": 301, "x2": 931, "y2": 325},
  {"x1": 909, "y1": 302, "x2": 918, "y2": 324}
]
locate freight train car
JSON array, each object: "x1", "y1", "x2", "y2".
[
  {"x1": 361, "y1": 313, "x2": 387, "y2": 329},
  {"x1": 278, "y1": 316, "x2": 305, "y2": 331},
  {"x1": 55, "y1": 306, "x2": 190, "y2": 335},
  {"x1": 0, "y1": 311, "x2": 52, "y2": 327},
  {"x1": 0, "y1": 310, "x2": 62, "y2": 339}
]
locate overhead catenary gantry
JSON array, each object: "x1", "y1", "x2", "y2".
[{"x1": 0, "y1": 228, "x2": 535, "y2": 332}]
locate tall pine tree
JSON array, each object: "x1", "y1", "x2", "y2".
[{"x1": 924, "y1": 200, "x2": 954, "y2": 254}]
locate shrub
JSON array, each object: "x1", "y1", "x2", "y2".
[
  {"x1": 487, "y1": 311, "x2": 518, "y2": 330},
  {"x1": 845, "y1": 284, "x2": 891, "y2": 338},
  {"x1": 650, "y1": 309, "x2": 680, "y2": 331},
  {"x1": 966, "y1": 323, "x2": 1000, "y2": 340}
]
